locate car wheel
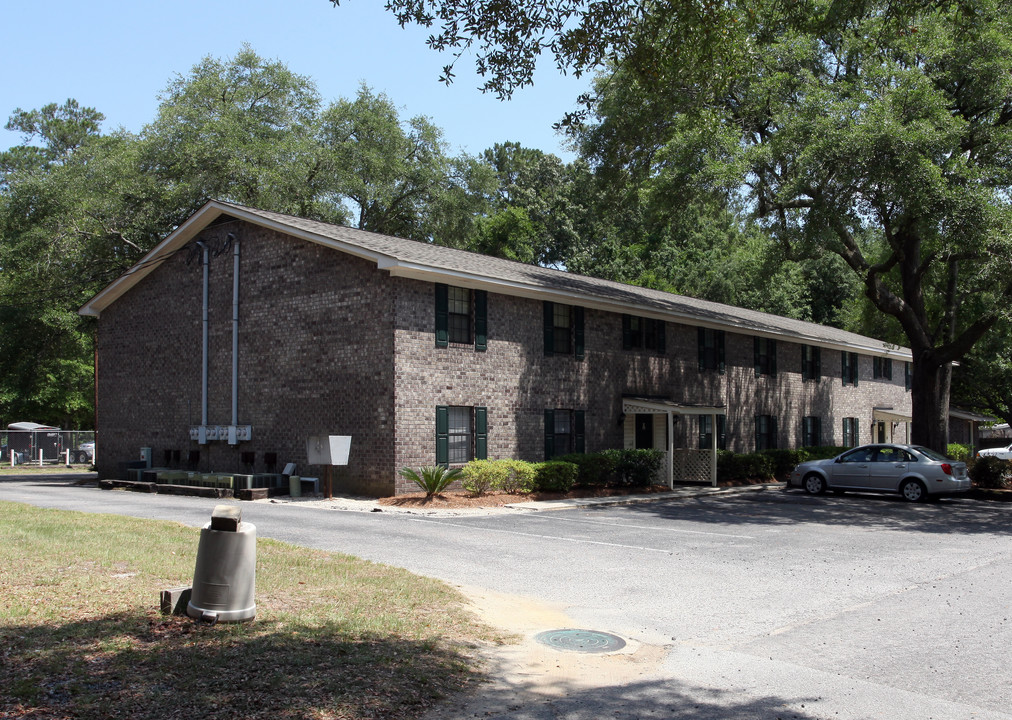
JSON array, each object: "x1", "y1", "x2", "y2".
[
  {"x1": 900, "y1": 479, "x2": 927, "y2": 502},
  {"x1": 803, "y1": 473, "x2": 826, "y2": 495}
]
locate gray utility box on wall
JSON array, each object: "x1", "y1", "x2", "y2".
[{"x1": 187, "y1": 505, "x2": 256, "y2": 623}]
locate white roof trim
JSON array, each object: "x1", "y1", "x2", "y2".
[{"x1": 623, "y1": 398, "x2": 727, "y2": 416}]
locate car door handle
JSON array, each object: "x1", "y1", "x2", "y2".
[{"x1": 894, "y1": 463, "x2": 907, "y2": 468}]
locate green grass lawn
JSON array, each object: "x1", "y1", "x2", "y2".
[{"x1": 0, "y1": 501, "x2": 505, "y2": 719}]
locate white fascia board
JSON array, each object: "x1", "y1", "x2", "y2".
[{"x1": 382, "y1": 262, "x2": 912, "y2": 360}]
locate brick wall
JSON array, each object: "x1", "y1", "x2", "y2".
[
  {"x1": 97, "y1": 224, "x2": 911, "y2": 497},
  {"x1": 97, "y1": 220, "x2": 397, "y2": 495},
  {"x1": 391, "y1": 284, "x2": 912, "y2": 491}
]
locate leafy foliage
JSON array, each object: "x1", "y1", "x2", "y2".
[
  {"x1": 533, "y1": 461, "x2": 578, "y2": 492},
  {"x1": 599, "y1": 448, "x2": 663, "y2": 487},
  {"x1": 398, "y1": 465, "x2": 462, "y2": 496},
  {"x1": 969, "y1": 456, "x2": 1012, "y2": 489}
]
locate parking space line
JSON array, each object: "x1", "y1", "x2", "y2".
[
  {"x1": 521, "y1": 512, "x2": 756, "y2": 539},
  {"x1": 403, "y1": 516, "x2": 676, "y2": 553}
]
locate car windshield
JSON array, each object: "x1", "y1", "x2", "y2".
[{"x1": 911, "y1": 446, "x2": 949, "y2": 462}]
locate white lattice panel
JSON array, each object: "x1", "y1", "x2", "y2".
[{"x1": 673, "y1": 449, "x2": 712, "y2": 483}]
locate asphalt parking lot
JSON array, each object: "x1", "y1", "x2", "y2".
[{"x1": 3, "y1": 476, "x2": 1011, "y2": 719}]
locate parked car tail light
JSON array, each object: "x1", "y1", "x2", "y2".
[{"x1": 940, "y1": 463, "x2": 953, "y2": 476}]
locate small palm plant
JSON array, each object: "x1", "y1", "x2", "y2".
[{"x1": 398, "y1": 465, "x2": 462, "y2": 497}]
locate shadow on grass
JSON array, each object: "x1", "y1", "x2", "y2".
[{"x1": 1, "y1": 610, "x2": 482, "y2": 720}]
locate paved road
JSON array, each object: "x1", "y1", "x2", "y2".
[{"x1": 3, "y1": 475, "x2": 1011, "y2": 719}]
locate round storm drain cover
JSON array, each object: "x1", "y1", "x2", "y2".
[{"x1": 534, "y1": 629, "x2": 627, "y2": 653}]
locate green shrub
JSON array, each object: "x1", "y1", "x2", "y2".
[
  {"x1": 946, "y1": 443, "x2": 972, "y2": 462},
  {"x1": 602, "y1": 448, "x2": 664, "y2": 487},
  {"x1": 496, "y1": 459, "x2": 537, "y2": 494},
  {"x1": 717, "y1": 452, "x2": 775, "y2": 482},
  {"x1": 534, "y1": 461, "x2": 578, "y2": 492},
  {"x1": 398, "y1": 465, "x2": 461, "y2": 496},
  {"x1": 969, "y1": 456, "x2": 1011, "y2": 489},
  {"x1": 460, "y1": 459, "x2": 508, "y2": 496},
  {"x1": 760, "y1": 449, "x2": 808, "y2": 477},
  {"x1": 554, "y1": 452, "x2": 616, "y2": 487},
  {"x1": 800, "y1": 446, "x2": 848, "y2": 461}
]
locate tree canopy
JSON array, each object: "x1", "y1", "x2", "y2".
[{"x1": 361, "y1": 0, "x2": 1012, "y2": 448}]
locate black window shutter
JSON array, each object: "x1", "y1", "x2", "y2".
[
  {"x1": 697, "y1": 327, "x2": 706, "y2": 371},
  {"x1": 656, "y1": 320, "x2": 666, "y2": 355},
  {"x1": 814, "y1": 347, "x2": 821, "y2": 380},
  {"x1": 474, "y1": 406, "x2": 488, "y2": 460},
  {"x1": 718, "y1": 331, "x2": 726, "y2": 374},
  {"x1": 842, "y1": 352, "x2": 849, "y2": 386},
  {"x1": 543, "y1": 302, "x2": 554, "y2": 356},
  {"x1": 544, "y1": 409, "x2": 555, "y2": 460},
  {"x1": 771, "y1": 339, "x2": 778, "y2": 377},
  {"x1": 771, "y1": 416, "x2": 779, "y2": 449},
  {"x1": 574, "y1": 306, "x2": 585, "y2": 360},
  {"x1": 434, "y1": 284, "x2": 448, "y2": 348},
  {"x1": 574, "y1": 410, "x2": 585, "y2": 453},
  {"x1": 755, "y1": 415, "x2": 762, "y2": 452},
  {"x1": 622, "y1": 315, "x2": 632, "y2": 350},
  {"x1": 474, "y1": 290, "x2": 487, "y2": 351},
  {"x1": 754, "y1": 337, "x2": 761, "y2": 377},
  {"x1": 435, "y1": 406, "x2": 449, "y2": 466},
  {"x1": 801, "y1": 346, "x2": 809, "y2": 381}
]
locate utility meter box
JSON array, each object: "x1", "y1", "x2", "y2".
[
  {"x1": 187, "y1": 505, "x2": 256, "y2": 623},
  {"x1": 306, "y1": 435, "x2": 351, "y2": 466}
]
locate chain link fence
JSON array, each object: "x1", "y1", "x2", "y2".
[{"x1": 1, "y1": 430, "x2": 96, "y2": 465}]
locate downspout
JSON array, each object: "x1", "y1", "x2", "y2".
[
  {"x1": 667, "y1": 412, "x2": 674, "y2": 490},
  {"x1": 230, "y1": 234, "x2": 239, "y2": 428},
  {"x1": 196, "y1": 240, "x2": 209, "y2": 428}
]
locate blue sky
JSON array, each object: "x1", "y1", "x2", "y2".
[{"x1": 1, "y1": 0, "x2": 591, "y2": 160}]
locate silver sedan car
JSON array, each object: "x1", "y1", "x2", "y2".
[{"x1": 789, "y1": 443, "x2": 971, "y2": 501}]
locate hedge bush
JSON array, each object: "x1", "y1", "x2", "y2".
[
  {"x1": 460, "y1": 459, "x2": 508, "y2": 496},
  {"x1": 800, "y1": 446, "x2": 848, "y2": 461},
  {"x1": 969, "y1": 456, "x2": 1012, "y2": 489},
  {"x1": 497, "y1": 459, "x2": 538, "y2": 494},
  {"x1": 554, "y1": 452, "x2": 616, "y2": 487},
  {"x1": 760, "y1": 449, "x2": 808, "y2": 477},
  {"x1": 717, "y1": 452, "x2": 775, "y2": 483},
  {"x1": 601, "y1": 448, "x2": 664, "y2": 487},
  {"x1": 534, "y1": 461, "x2": 579, "y2": 493}
]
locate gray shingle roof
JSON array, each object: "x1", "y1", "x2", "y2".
[{"x1": 81, "y1": 200, "x2": 910, "y2": 359}]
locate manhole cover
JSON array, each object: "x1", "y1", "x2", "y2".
[{"x1": 534, "y1": 629, "x2": 627, "y2": 653}]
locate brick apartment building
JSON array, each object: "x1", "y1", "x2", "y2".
[{"x1": 80, "y1": 200, "x2": 914, "y2": 496}]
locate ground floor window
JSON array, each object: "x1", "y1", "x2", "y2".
[
  {"x1": 436, "y1": 406, "x2": 487, "y2": 466},
  {"x1": 802, "y1": 416, "x2": 822, "y2": 447},
  {"x1": 755, "y1": 415, "x2": 778, "y2": 451},
  {"x1": 544, "y1": 409, "x2": 585, "y2": 459},
  {"x1": 842, "y1": 417, "x2": 859, "y2": 447},
  {"x1": 698, "y1": 415, "x2": 727, "y2": 450}
]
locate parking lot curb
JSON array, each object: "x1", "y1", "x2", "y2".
[{"x1": 506, "y1": 482, "x2": 785, "y2": 512}]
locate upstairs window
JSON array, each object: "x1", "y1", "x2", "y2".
[
  {"x1": 873, "y1": 357, "x2": 893, "y2": 380},
  {"x1": 435, "y1": 284, "x2": 487, "y2": 350},
  {"x1": 801, "y1": 345, "x2": 821, "y2": 381},
  {"x1": 842, "y1": 352, "x2": 859, "y2": 386},
  {"x1": 754, "y1": 337, "x2": 778, "y2": 377},
  {"x1": 697, "y1": 328, "x2": 726, "y2": 373},
  {"x1": 543, "y1": 302, "x2": 584, "y2": 359},
  {"x1": 623, "y1": 315, "x2": 666, "y2": 354}
]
